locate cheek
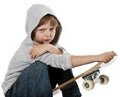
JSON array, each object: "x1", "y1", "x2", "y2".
[
  {"x1": 35, "y1": 32, "x2": 43, "y2": 40},
  {"x1": 52, "y1": 32, "x2": 56, "y2": 39}
]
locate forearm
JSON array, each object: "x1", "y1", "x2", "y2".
[
  {"x1": 48, "y1": 44, "x2": 63, "y2": 54},
  {"x1": 71, "y1": 51, "x2": 116, "y2": 67},
  {"x1": 30, "y1": 44, "x2": 63, "y2": 59},
  {"x1": 36, "y1": 53, "x2": 72, "y2": 70},
  {"x1": 71, "y1": 55, "x2": 98, "y2": 67}
]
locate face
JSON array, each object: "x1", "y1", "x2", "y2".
[{"x1": 33, "y1": 21, "x2": 56, "y2": 44}]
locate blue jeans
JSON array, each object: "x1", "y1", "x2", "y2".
[
  {"x1": 48, "y1": 66, "x2": 82, "y2": 97},
  {"x1": 5, "y1": 61, "x2": 82, "y2": 97}
]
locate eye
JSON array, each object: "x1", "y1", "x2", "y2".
[
  {"x1": 50, "y1": 28, "x2": 56, "y2": 32},
  {"x1": 38, "y1": 29, "x2": 46, "y2": 33}
]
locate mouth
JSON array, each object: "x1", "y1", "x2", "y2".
[{"x1": 43, "y1": 39, "x2": 52, "y2": 43}]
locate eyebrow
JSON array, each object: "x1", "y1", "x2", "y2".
[{"x1": 38, "y1": 26, "x2": 56, "y2": 29}]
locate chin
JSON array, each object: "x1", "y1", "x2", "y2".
[{"x1": 43, "y1": 42, "x2": 50, "y2": 44}]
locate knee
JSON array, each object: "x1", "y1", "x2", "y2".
[{"x1": 29, "y1": 61, "x2": 48, "y2": 72}]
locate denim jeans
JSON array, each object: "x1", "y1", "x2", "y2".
[
  {"x1": 48, "y1": 66, "x2": 82, "y2": 97},
  {"x1": 5, "y1": 61, "x2": 82, "y2": 97}
]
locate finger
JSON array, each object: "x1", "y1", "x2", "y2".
[
  {"x1": 110, "y1": 51, "x2": 117, "y2": 56},
  {"x1": 105, "y1": 55, "x2": 113, "y2": 63},
  {"x1": 29, "y1": 49, "x2": 33, "y2": 55},
  {"x1": 29, "y1": 45, "x2": 38, "y2": 55},
  {"x1": 29, "y1": 46, "x2": 35, "y2": 54},
  {"x1": 30, "y1": 48, "x2": 36, "y2": 58},
  {"x1": 31, "y1": 51, "x2": 37, "y2": 59}
]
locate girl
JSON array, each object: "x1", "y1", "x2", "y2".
[{"x1": 2, "y1": 4, "x2": 115, "y2": 97}]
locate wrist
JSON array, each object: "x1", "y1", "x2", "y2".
[
  {"x1": 57, "y1": 48, "x2": 63, "y2": 54},
  {"x1": 94, "y1": 55, "x2": 100, "y2": 62},
  {"x1": 45, "y1": 44, "x2": 52, "y2": 52}
]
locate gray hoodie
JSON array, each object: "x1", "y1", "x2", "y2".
[{"x1": 2, "y1": 4, "x2": 73, "y2": 94}]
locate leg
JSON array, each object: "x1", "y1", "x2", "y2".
[
  {"x1": 48, "y1": 66, "x2": 82, "y2": 97},
  {"x1": 5, "y1": 61, "x2": 53, "y2": 97}
]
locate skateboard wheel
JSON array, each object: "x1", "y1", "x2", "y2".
[
  {"x1": 82, "y1": 80, "x2": 94, "y2": 91},
  {"x1": 99, "y1": 75, "x2": 109, "y2": 85}
]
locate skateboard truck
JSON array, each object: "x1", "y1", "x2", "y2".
[
  {"x1": 82, "y1": 66, "x2": 109, "y2": 91},
  {"x1": 82, "y1": 69, "x2": 100, "y2": 83}
]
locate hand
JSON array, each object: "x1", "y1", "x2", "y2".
[
  {"x1": 97, "y1": 51, "x2": 116, "y2": 63},
  {"x1": 48, "y1": 44, "x2": 63, "y2": 54},
  {"x1": 29, "y1": 44, "x2": 48, "y2": 59},
  {"x1": 29, "y1": 44, "x2": 63, "y2": 59}
]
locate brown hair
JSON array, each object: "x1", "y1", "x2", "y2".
[{"x1": 31, "y1": 14, "x2": 62, "y2": 45}]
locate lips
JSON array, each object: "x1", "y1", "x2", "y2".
[
  {"x1": 44, "y1": 39, "x2": 51, "y2": 41},
  {"x1": 43, "y1": 39, "x2": 52, "y2": 43}
]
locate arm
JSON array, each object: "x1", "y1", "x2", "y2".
[
  {"x1": 72, "y1": 51, "x2": 116, "y2": 67},
  {"x1": 29, "y1": 44, "x2": 63, "y2": 59},
  {"x1": 34, "y1": 50, "x2": 116, "y2": 70}
]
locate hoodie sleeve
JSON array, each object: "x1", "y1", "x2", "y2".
[
  {"x1": 36, "y1": 52, "x2": 73, "y2": 70},
  {"x1": 35, "y1": 44, "x2": 73, "y2": 70}
]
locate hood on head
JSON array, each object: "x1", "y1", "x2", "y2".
[{"x1": 25, "y1": 4, "x2": 55, "y2": 38}]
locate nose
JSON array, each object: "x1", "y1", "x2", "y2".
[{"x1": 45, "y1": 30, "x2": 51, "y2": 37}]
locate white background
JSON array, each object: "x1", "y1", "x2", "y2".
[{"x1": 0, "y1": 0, "x2": 120, "y2": 97}]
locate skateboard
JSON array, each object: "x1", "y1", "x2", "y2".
[{"x1": 52, "y1": 56, "x2": 117, "y2": 92}]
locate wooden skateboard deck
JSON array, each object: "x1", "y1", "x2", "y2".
[{"x1": 52, "y1": 62, "x2": 105, "y2": 92}]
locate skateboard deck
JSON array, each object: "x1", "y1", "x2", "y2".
[
  {"x1": 52, "y1": 62, "x2": 103, "y2": 91},
  {"x1": 52, "y1": 62, "x2": 110, "y2": 92}
]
